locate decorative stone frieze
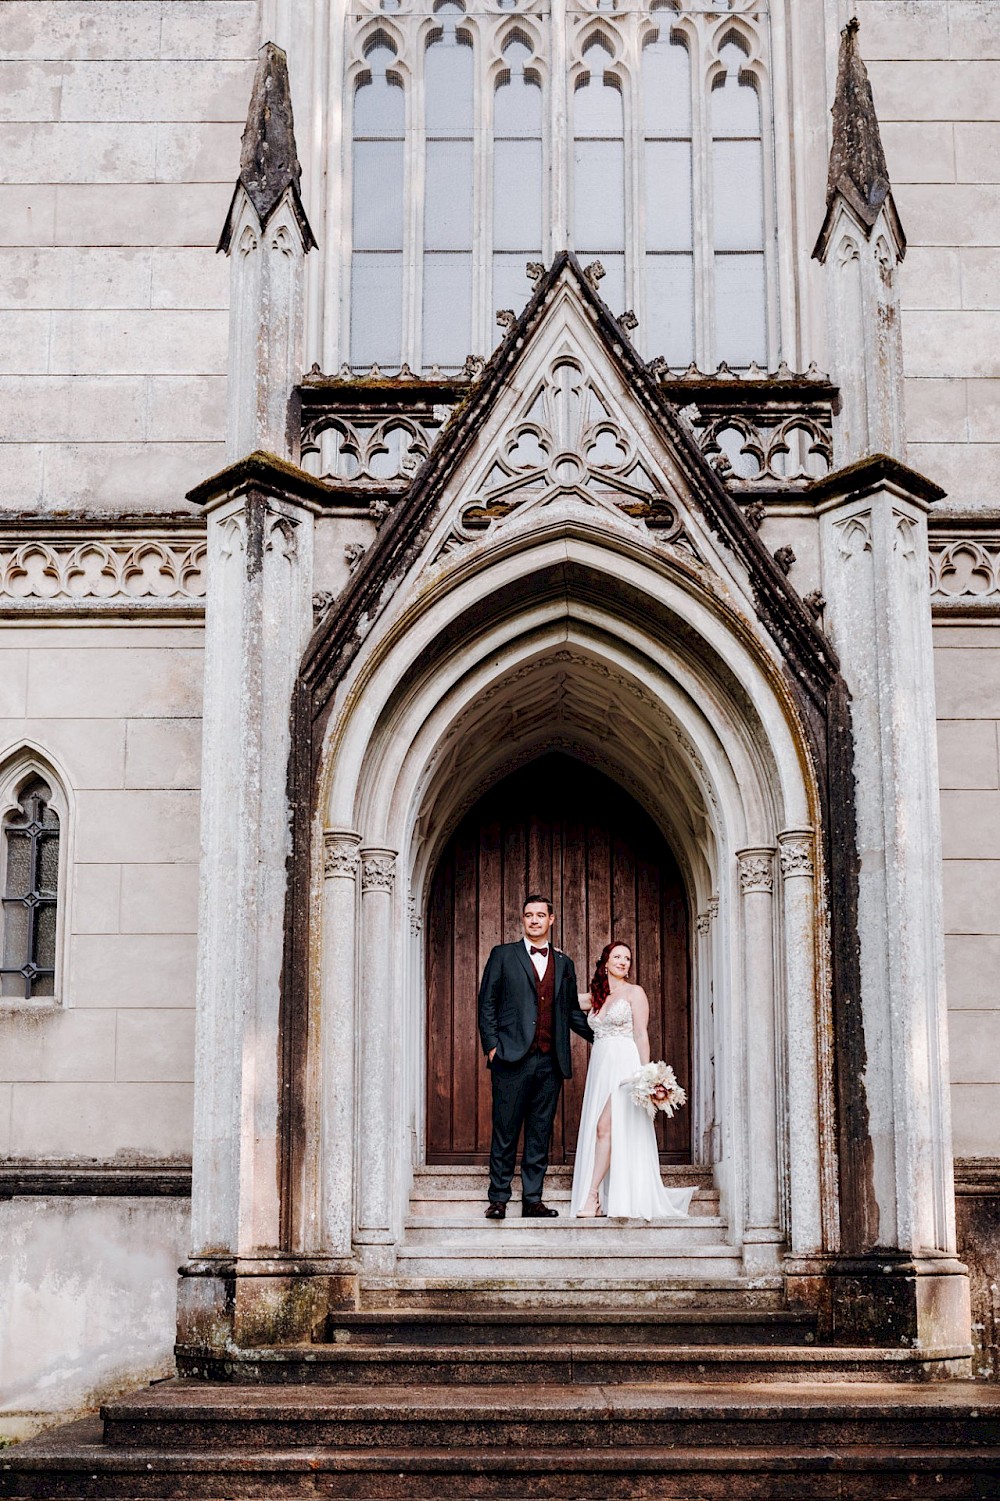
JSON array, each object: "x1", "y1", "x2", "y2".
[
  {"x1": 0, "y1": 525, "x2": 207, "y2": 615},
  {"x1": 928, "y1": 514, "x2": 1000, "y2": 616},
  {"x1": 323, "y1": 830, "x2": 361, "y2": 879}
]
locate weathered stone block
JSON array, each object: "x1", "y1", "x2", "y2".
[
  {"x1": 40, "y1": 439, "x2": 223, "y2": 506},
  {"x1": 896, "y1": 184, "x2": 1000, "y2": 249},
  {"x1": 949, "y1": 1010, "x2": 1000, "y2": 1083},
  {"x1": 0, "y1": 1007, "x2": 117, "y2": 1083},
  {"x1": 56, "y1": 59, "x2": 252, "y2": 122},
  {"x1": 119, "y1": 861, "x2": 198, "y2": 933},
  {"x1": 153, "y1": 121, "x2": 243, "y2": 183},
  {"x1": 0, "y1": 247, "x2": 152, "y2": 310},
  {"x1": 53, "y1": 183, "x2": 227, "y2": 247},
  {"x1": 159, "y1": 3, "x2": 259, "y2": 60},
  {"x1": 71, "y1": 932, "x2": 197, "y2": 1007},
  {"x1": 48, "y1": 309, "x2": 227, "y2": 376},
  {"x1": 146, "y1": 375, "x2": 226, "y2": 441},
  {"x1": 0, "y1": 122, "x2": 157, "y2": 184},
  {"x1": 8, "y1": 1079, "x2": 194, "y2": 1156},
  {"x1": 943, "y1": 858, "x2": 1000, "y2": 932},
  {"x1": 0, "y1": 652, "x2": 29, "y2": 718},
  {"x1": 0, "y1": 186, "x2": 56, "y2": 245},
  {"x1": 949, "y1": 2, "x2": 1000, "y2": 61},
  {"x1": 900, "y1": 246, "x2": 962, "y2": 311},
  {"x1": 115, "y1": 1007, "x2": 196, "y2": 1082},
  {"x1": 0, "y1": 1084, "x2": 10, "y2": 1155},
  {"x1": 76, "y1": 791, "x2": 200, "y2": 863},
  {"x1": 967, "y1": 380, "x2": 1000, "y2": 441},
  {"x1": 72, "y1": 860, "x2": 121, "y2": 935},
  {"x1": 868, "y1": 59, "x2": 1000, "y2": 121},
  {"x1": 0, "y1": 59, "x2": 63, "y2": 120},
  {"x1": 124, "y1": 718, "x2": 202, "y2": 790},
  {"x1": 961, "y1": 248, "x2": 1000, "y2": 309},
  {"x1": 904, "y1": 311, "x2": 1000, "y2": 378},
  {"x1": 955, "y1": 122, "x2": 1000, "y2": 185},
  {"x1": 904, "y1": 377, "x2": 967, "y2": 442},
  {"x1": 908, "y1": 439, "x2": 997, "y2": 505},
  {"x1": 935, "y1": 649, "x2": 1000, "y2": 719},
  {"x1": 853, "y1": 1, "x2": 949, "y2": 61},
  {"x1": 946, "y1": 933, "x2": 1000, "y2": 1007},
  {"x1": 937, "y1": 718, "x2": 998, "y2": 788},
  {"x1": 881, "y1": 121, "x2": 955, "y2": 184},
  {"x1": 0, "y1": 2, "x2": 162, "y2": 62},
  {"x1": 27, "y1": 647, "x2": 202, "y2": 719},
  {"x1": 0, "y1": 445, "x2": 44, "y2": 507},
  {"x1": 0, "y1": 376, "x2": 146, "y2": 442},
  {"x1": 952, "y1": 1083, "x2": 1000, "y2": 1155},
  {"x1": 150, "y1": 247, "x2": 228, "y2": 309},
  {"x1": 0, "y1": 312, "x2": 52, "y2": 374},
  {"x1": 941, "y1": 790, "x2": 1000, "y2": 859}
]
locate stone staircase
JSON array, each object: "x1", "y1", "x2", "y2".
[{"x1": 4, "y1": 1166, "x2": 997, "y2": 1498}]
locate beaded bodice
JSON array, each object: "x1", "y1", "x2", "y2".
[{"x1": 588, "y1": 994, "x2": 634, "y2": 1040}]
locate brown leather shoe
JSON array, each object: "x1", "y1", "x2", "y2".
[
  {"x1": 484, "y1": 1202, "x2": 506, "y2": 1219},
  {"x1": 521, "y1": 1200, "x2": 558, "y2": 1218}
]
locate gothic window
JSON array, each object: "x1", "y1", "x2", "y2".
[
  {"x1": 350, "y1": 37, "x2": 406, "y2": 367},
  {"x1": 1, "y1": 776, "x2": 59, "y2": 1000},
  {"x1": 342, "y1": 1, "x2": 775, "y2": 373},
  {"x1": 493, "y1": 36, "x2": 544, "y2": 337}
]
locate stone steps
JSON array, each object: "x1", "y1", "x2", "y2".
[
  {"x1": 357, "y1": 1274, "x2": 787, "y2": 1309},
  {"x1": 5, "y1": 1386, "x2": 1000, "y2": 1499},
  {"x1": 173, "y1": 1342, "x2": 970, "y2": 1386},
  {"x1": 319, "y1": 1306, "x2": 821, "y2": 1346}
]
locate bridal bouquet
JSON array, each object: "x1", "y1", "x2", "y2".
[{"x1": 628, "y1": 1061, "x2": 687, "y2": 1120}]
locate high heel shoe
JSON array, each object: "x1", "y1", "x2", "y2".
[{"x1": 576, "y1": 1193, "x2": 604, "y2": 1218}]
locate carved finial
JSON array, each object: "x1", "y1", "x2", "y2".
[
  {"x1": 344, "y1": 542, "x2": 366, "y2": 574},
  {"x1": 218, "y1": 43, "x2": 317, "y2": 254},
  {"x1": 312, "y1": 589, "x2": 335, "y2": 620},
  {"x1": 582, "y1": 260, "x2": 606, "y2": 290},
  {"x1": 397, "y1": 362, "x2": 416, "y2": 381},
  {"x1": 370, "y1": 498, "x2": 391, "y2": 527},
  {"x1": 646, "y1": 355, "x2": 669, "y2": 377},
  {"x1": 337, "y1": 363, "x2": 353, "y2": 381},
  {"x1": 496, "y1": 309, "x2": 517, "y2": 331},
  {"x1": 618, "y1": 310, "x2": 639, "y2": 334},
  {"x1": 677, "y1": 403, "x2": 702, "y2": 428},
  {"x1": 804, "y1": 589, "x2": 826, "y2": 618},
  {"x1": 461, "y1": 354, "x2": 486, "y2": 380},
  {"x1": 709, "y1": 451, "x2": 733, "y2": 478},
  {"x1": 715, "y1": 361, "x2": 736, "y2": 381},
  {"x1": 367, "y1": 363, "x2": 383, "y2": 379},
  {"x1": 745, "y1": 360, "x2": 766, "y2": 379},
  {"x1": 813, "y1": 16, "x2": 905, "y2": 259},
  {"x1": 428, "y1": 364, "x2": 445, "y2": 380},
  {"x1": 773, "y1": 544, "x2": 796, "y2": 575},
  {"x1": 744, "y1": 500, "x2": 766, "y2": 531},
  {"x1": 305, "y1": 361, "x2": 323, "y2": 380},
  {"x1": 526, "y1": 261, "x2": 546, "y2": 287}
]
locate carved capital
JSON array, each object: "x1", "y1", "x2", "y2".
[
  {"x1": 778, "y1": 830, "x2": 815, "y2": 880},
  {"x1": 737, "y1": 848, "x2": 774, "y2": 895},
  {"x1": 361, "y1": 848, "x2": 396, "y2": 894},
  {"x1": 324, "y1": 830, "x2": 361, "y2": 879},
  {"x1": 696, "y1": 911, "x2": 712, "y2": 936}
]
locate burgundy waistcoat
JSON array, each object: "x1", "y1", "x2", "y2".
[{"x1": 534, "y1": 947, "x2": 555, "y2": 1053}]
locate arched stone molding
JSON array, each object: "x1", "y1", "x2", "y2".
[{"x1": 309, "y1": 519, "x2": 831, "y2": 1271}]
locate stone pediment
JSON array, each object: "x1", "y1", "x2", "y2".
[{"x1": 303, "y1": 253, "x2": 837, "y2": 718}]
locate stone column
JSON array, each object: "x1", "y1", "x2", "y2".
[
  {"x1": 178, "y1": 458, "x2": 332, "y2": 1351},
  {"x1": 321, "y1": 831, "x2": 361, "y2": 1259},
  {"x1": 777, "y1": 829, "x2": 823, "y2": 1257},
  {"x1": 356, "y1": 848, "x2": 397, "y2": 1255},
  {"x1": 817, "y1": 455, "x2": 970, "y2": 1351},
  {"x1": 737, "y1": 848, "x2": 782, "y2": 1272}
]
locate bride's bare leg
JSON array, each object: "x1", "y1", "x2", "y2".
[{"x1": 578, "y1": 1100, "x2": 612, "y2": 1216}]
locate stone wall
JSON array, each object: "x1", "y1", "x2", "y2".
[
  {"x1": 934, "y1": 622, "x2": 1000, "y2": 1156},
  {"x1": 0, "y1": 0, "x2": 258, "y2": 511},
  {"x1": 0, "y1": 624, "x2": 202, "y2": 1159},
  {"x1": 0, "y1": 1194, "x2": 189, "y2": 1440},
  {"x1": 859, "y1": 0, "x2": 1000, "y2": 507}
]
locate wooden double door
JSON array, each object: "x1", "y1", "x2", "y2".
[{"x1": 426, "y1": 754, "x2": 692, "y2": 1165}]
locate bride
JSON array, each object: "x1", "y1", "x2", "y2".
[{"x1": 570, "y1": 940, "x2": 695, "y2": 1220}]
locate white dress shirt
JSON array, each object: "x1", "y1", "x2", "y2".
[{"x1": 523, "y1": 935, "x2": 550, "y2": 980}]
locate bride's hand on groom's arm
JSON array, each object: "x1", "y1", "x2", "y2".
[{"x1": 578, "y1": 991, "x2": 592, "y2": 1011}]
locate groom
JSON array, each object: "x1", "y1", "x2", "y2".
[{"x1": 478, "y1": 894, "x2": 592, "y2": 1219}]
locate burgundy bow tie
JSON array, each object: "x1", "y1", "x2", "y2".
[{"x1": 530, "y1": 946, "x2": 548, "y2": 957}]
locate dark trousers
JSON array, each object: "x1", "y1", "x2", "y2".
[{"x1": 488, "y1": 1049, "x2": 563, "y2": 1204}]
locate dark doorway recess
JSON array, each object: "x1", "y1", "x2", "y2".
[{"x1": 425, "y1": 753, "x2": 692, "y2": 1167}]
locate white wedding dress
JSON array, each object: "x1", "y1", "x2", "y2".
[{"x1": 569, "y1": 994, "x2": 695, "y2": 1220}]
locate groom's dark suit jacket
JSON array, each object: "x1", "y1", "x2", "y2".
[{"x1": 478, "y1": 942, "x2": 592, "y2": 1079}]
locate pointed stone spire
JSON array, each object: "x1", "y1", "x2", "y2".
[
  {"x1": 814, "y1": 18, "x2": 904, "y2": 260},
  {"x1": 219, "y1": 42, "x2": 316, "y2": 254},
  {"x1": 217, "y1": 42, "x2": 316, "y2": 461}
]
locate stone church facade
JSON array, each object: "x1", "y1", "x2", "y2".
[{"x1": 1, "y1": 0, "x2": 1000, "y2": 1442}]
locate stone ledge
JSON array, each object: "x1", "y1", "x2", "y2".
[{"x1": 0, "y1": 1159, "x2": 192, "y2": 1198}]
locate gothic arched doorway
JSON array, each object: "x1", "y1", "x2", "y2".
[{"x1": 425, "y1": 753, "x2": 691, "y2": 1167}]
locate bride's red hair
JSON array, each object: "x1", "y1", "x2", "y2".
[{"x1": 589, "y1": 940, "x2": 632, "y2": 1014}]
